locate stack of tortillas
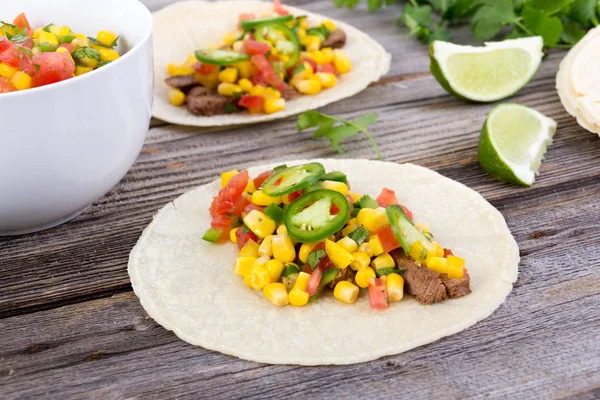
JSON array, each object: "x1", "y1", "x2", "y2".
[{"x1": 556, "y1": 26, "x2": 600, "y2": 136}]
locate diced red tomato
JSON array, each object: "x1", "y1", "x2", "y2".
[
  {"x1": 318, "y1": 255, "x2": 335, "y2": 271},
  {"x1": 273, "y1": 0, "x2": 289, "y2": 15},
  {"x1": 235, "y1": 229, "x2": 258, "y2": 249},
  {"x1": 232, "y1": 195, "x2": 251, "y2": 219},
  {"x1": 368, "y1": 278, "x2": 389, "y2": 310},
  {"x1": 443, "y1": 249, "x2": 454, "y2": 258},
  {"x1": 57, "y1": 43, "x2": 75, "y2": 53},
  {"x1": 13, "y1": 13, "x2": 31, "y2": 30},
  {"x1": 250, "y1": 54, "x2": 285, "y2": 91},
  {"x1": 243, "y1": 39, "x2": 271, "y2": 56},
  {"x1": 196, "y1": 63, "x2": 218, "y2": 75},
  {"x1": 318, "y1": 63, "x2": 337, "y2": 75},
  {"x1": 17, "y1": 49, "x2": 36, "y2": 76},
  {"x1": 209, "y1": 171, "x2": 249, "y2": 218},
  {"x1": 253, "y1": 170, "x2": 272, "y2": 189},
  {"x1": 0, "y1": 77, "x2": 15, "y2": 93},
  {"x1": 30, "y1": 52, "x2": 76, "y2": 87},
  {"x1": 0, "y1": 44, "x2": 20, "y2": 67},
  {"x1": 376, "y1": 225, "x2": 401, "y2": 253},
  {"x1": 401, "y1": 205, "x2": 413, "y2": 221},
  {"x1": 306, "y1": 267, "x2": 322, "y2": 296},
  {"x1": 0, "y1": 37, "x2": 11, "y2": 53},
  {"x1": 287, "y1": 190, "x2": 303, "y2": 203},
  {"x1": 211, "y1": 214, "x2": 236, "y2": 231},
  {"x1": 242, "y1": 202, "x2": 265, "y2": 218},
  {"x1": 251, "y1": 71, "x2": 270, "y2": 87},
  {"x1": 376, "y1": 188, "x2": 398, "y2": 207},
  {"x1": 238, "y1": 12, "x2": 256, "y2": 29},
  {"x1": 238, "y1": 95, "x2": 264, "y2": 113},
  {"x1": 302, "y1": 57, "x2": 317, "y2": 73}
]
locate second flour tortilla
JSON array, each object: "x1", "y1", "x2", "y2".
[
  {"x1": 152, "y1": 1, "x2": 391, "y2": 127},
  {"x1": 128, "y1": 159, "x2": 519, "y2": 365}
]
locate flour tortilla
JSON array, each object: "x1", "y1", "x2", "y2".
[
  {"x1": 152, "y1": 1, "x2": 391, "y2": 127},
  {"x1": 128, "y1": 159, "x2": 519, "y2": 365},
  {"x1": 556, "y1": 26, "x2": 600, "y2": 136}
]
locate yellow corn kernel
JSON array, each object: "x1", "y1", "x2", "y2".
[
  {"x1": 243, "y1": 210, "x2": 276, "y2": 239},
  {"x1": 234, "y1": 60, "x2": 256, "y2": 79},
  {"x1": 325, "y1": 239, "x2": 353, "y2": 269},
  {"x1": 446, "y1": 255, "x2": 465, "y2": 279},
  {"x1": 276, "y1": 225, "x2": 287, "y2": 236},
  {"x1": 258, "y1": 235, "x2": 274, "y2": 257},
  {"x1": 320, "y1": 180, "x2": 348, "y2": 195},
  {"x1": 337, "y1": 236, "x2": 358, "y2": 254},
  {"x1": 357, "y1": 207, "x2": 388, "y2": 233},
  {"x1": 238, "y1": 78, "x2": 253, "y2": 92},
  {"x1": 294, "y1": 78, "x2": 322, "y2": 95},
  {"x1": 333, "y1": 49, "x2": 352, "y2": 74},
  {"x1": 320, "y1": 47, "x2": 334, "y2": 63},
  {"x1": 221, "y1": 169, "x2": 240, "y2": 187},
  {"x1": 75, "y1": 66, "x2": 93, "y2": 76},
  {"x1": 409, "y1": 240, "x2": 428, "y2": 261},
  {"x1": 245, "y1": 179, "x2": 256, "y2": 194},
  {"x1": 218, "y1": 82, "x2": 243, "y2": 97},
  {"x1": 38, "y1": 31, "x2": 59, "y2": 47},
  {"x1": 72, "y1": 33, "x2": 89, "y2": 47},
  {"x1": 230, "y1": 227, "x2": 240, "y2": 243},
  {"x1": 250, "y1": 265, "x2": 272, "y2": 290},
  {"x1": 31, "y1": 47, "x2": 41, "y2": 56},
  {"x1": 33, "y1": 28, "x2": 44, "y2": 39},
  {"x1": 272, "y1": 234, "x2": 296, "y2": 263},
  {"x1": 425, "y1": 243, "x2": 440, "y2": 266},
  {"x1": 355, "y1": 267, "x2": 376, "y2": 288},
  {"x1": 426, "y1": 256, "x2": 449, "y2": 276},
  {"x1": 264, "y1": 97, "x2": 286, "y2": 114},
  {"x1": 293, "y1": 271, "x2": 311, "y2": 292},
  {"x1": 263, "y1": 283, "x2": 289, "y2": 306},
  {"x1": 59, "y1": 26, "x2": 71, "y2": 36},
  {"x1": 316, "y1": 72, "x2": 336, "y2": 89},
  {"x1": 371, "y1": 253, "x2": 395, "y2": 271},
  {"x1": 264, "y1": 87, "x2": 281, "y2": 99},
  {"x1": 79, "y1": 55, "x2": 98, "y2": 69},
  {"x1": 346, "y1": 192, "x2": 362, "y2": 203},
  {"x1": 250, "y1": 84, "x2": 267, "y2": 97},
  {"x1": 322, "y1": 20, "x2": 336, "y2": 31},
  {"x1": 289, "y1": 287, "x2": 309, "y2": 306},
  {"x1": 234, "y1": 256, "x2": 258, "y2": 276},
  {"x1": 304, "y1": 35, "x2": 321, "y2": 52},
  {"x1": 168, "y1": 63, "x2": 193, "y2": 76},
  {"x1": 265, "y1": 259, "x2": 284, "y2": 282},
  {"x1": 251, "y1": 190, "x2": 280, "y2": 206},
  {"x1": 299, "y1": 243, "x2": 316, "y2": 263},
  {"x1": 293, "y1": 61, "x2": 314, "y2": 80},
  {"x1": 95, "y1": 46, "x2": 119, "y2": 62},
  {"x1": 97, "y1": 30, "x2": 118, "y2": 47},
  {"x1": 244, "y1": 273, "x2": 253, "y2": 288},
  {"x1": 432, "y1": 241, "x2": 444, "y2": 257},
  {"x1": 334, "y1": 281, "x2": 359, "y2": 304},
  {"x1": 310, "y1": 50, "x2": 327, "y2": 65},
  {"x1": 251, "y1": 255, "x2": 270, "y2": 270},
  {"x1": 181, "y1": 54, "x2": 197, "y2": 68},
  {"x1": 350, "y1": 251, "x2": 371, "y2": 271},
  {"x1": 222, "y1": 30, "x2": 240, "y2": 45},
  {"x1": 10, "y1": 71, "x2": 32, "y2": 91},
  {"x1": 239, "y1": 240, "x2": 260, "y2": 258},
  {"x1": 342, "y1": 219, "x2": 359, "y2": 237},
  {"x1": 357, "y1": 242, "x2": 374, "y2": 258},
  {"x1": 195, "y1": 69, "x2": 220, "y2": 89},
  {"x1": 55, "y1": 47, "x2": 69, "y2": 54},
  {"x1": 167, "y1": 88, "x2": 186, "y2": 106},
  {"x1": 0, "y1": 63, "x2": 17, "y2": 79},
  {"x1": 386, "y1": 273, "x2": 404, "y2": 302},
  {"x1": 368, "y1": 235, "x2": 385, "y2": 256},
  {"x1": 218, "y1": 67, "x2": 238, "y2": 84}
]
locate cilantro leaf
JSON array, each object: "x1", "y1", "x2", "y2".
[
  {"x1": 332, "y1": 0, "x2": 361, "y2": 8},
  {"x1": 527, "y1": 0, "x2": 574, "y2": 16},
  {"x1": 7, "y1": 27, "x2": 29, "y2": 44},
  {"x1": 471, "y1": 0, "x2": 519, "y2": 41},
  {"x1": 297, "y1": 111, "x2": 381, "y2": 159},
  {"x1": 522, "y1": 5, "x2": 563, "y2": 46},
  {"x1": 561, "y1": 21, "x2": 587, "y2": 44},
  {"x1": 399, "y1": 4, "x2": 435, "y2": 44},
  {"x1": 569, "y1": 0, "x2": 597, "y2": 25}
]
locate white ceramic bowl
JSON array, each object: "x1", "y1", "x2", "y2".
[{"x1": 0, "y1": 0, "x2": 153, "y2": 235}]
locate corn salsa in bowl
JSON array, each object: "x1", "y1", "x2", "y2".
[{"x1": 0, "y1": 12, "x2": 121, "y2": 93}]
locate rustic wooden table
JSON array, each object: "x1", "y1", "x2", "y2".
[{"x1": 1, "y1": 1, "x2": 599, "y2": 399}]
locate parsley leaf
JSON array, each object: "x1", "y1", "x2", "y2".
[{"x1": 297, "y1": 111, "x2": 381, "y2": 159}]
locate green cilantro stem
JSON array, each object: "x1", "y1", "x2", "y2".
[{"x1": 325, "y1": 115, "x2": 382, "y2": 159}]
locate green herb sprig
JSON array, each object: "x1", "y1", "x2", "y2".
[
  {"x1": 297, "y1": 111, "x2": 382, "y2": 159},
  {"x1": 334, "y1": 0, "x2": 600, "y2": 48}
]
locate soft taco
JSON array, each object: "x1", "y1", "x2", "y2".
[
  {"x1": 128, "y1": 159, "x2": 519, "y2": 365},
  {"x1": 152, "y1": 1, "x2": 391, "y2": 126}
]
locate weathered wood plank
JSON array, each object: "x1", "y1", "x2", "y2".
[{"x1": 1, "y1": 51, "x2": 598, "y2": 316}]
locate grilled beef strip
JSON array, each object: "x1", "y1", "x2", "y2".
[
  {"x1": 323, "y1": 29, "x2": 346, "y2": 49},
  {"x1": 186, "y1": 92, "x2": 234, "y2": 116},
  {"x1": 165, "y1": 74, "x2": 197, "y2": 90},
  {"x1": 327, "y1": 267, "x2": 356, "y2": 290},
  {"x1": 390, "y1": 249, "x2": 471, "y2": 305}
]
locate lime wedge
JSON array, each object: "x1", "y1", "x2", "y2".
[
  {"x1": 430, "y1": 37, "x2": 544, "y2": 102},
  {"x1": 478, "y1": 104, "x2": 557, "y2": 186}
]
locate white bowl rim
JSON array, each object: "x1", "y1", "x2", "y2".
[{"x1": 0, "y1": 0, "x2": 153, "y2": 100}]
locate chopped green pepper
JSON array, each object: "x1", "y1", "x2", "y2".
[
  {"x1": 348, "y1": 225, "x2": 369, "y2": 245},
  {"x1": 310, "y1": 267, "x2": 339, "y2": 301},
  {"x1": 202, "y1": 228, "x2": 222, "y2": 243},
  {"x1": 264, "y1": 203, "x2": 284, "y2": 224},
  {"x1": 376, "y1": 267, "x2": 406, "y2": 277}
]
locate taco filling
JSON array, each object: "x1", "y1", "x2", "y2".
[
  {"x1": 204, "y1": 162, "x2": 471, "y2": 309},
  {"x1": 164, "y1": 0, "x2": 351, "y2": 116}
]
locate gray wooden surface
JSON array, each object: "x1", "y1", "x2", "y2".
[{"x1": 1, "y1": 1, "x2": 599, "y2": 399}]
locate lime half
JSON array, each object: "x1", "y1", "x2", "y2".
[
  {"x1": 478, "y1": 103, "x2": 557, "y2": 186},
  {"x1": 430, "y1": 37, "x2": 544, "y2": 102}
]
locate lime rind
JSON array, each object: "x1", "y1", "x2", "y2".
[
  {"x1": 430, "y1": 37, "x2": 544, "y2": 103},
  {"x1": 478, "y1": 104, "x2": 557, "y2": 186}
]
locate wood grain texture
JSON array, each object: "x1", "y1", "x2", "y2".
[{"x1": 0, "y1": 0, "x2": 599, "y2": 398}]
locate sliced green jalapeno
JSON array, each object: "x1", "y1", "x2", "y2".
[{"x1": 262, "y1": 163, "x2": 325, "y2": 197}]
